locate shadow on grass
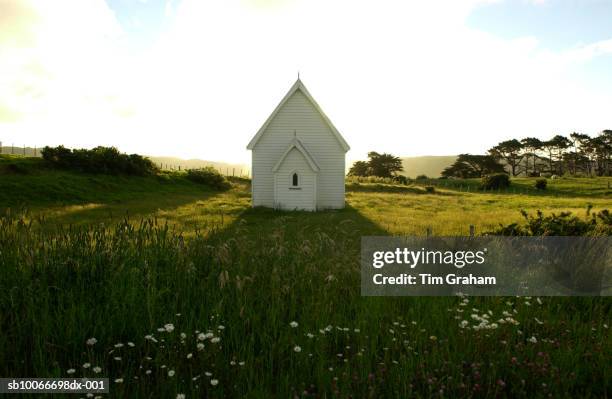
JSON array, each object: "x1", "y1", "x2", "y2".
[{"x1": 206, "y1": 203, "x2": 390, "y2": 243}]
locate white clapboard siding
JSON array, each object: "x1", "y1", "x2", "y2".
[
  {"x1": 249, "y1": 79, "x2": 349, "y2": 210},
  {"x1": 274, "y1": 148, "x2": 316, "y2": 211}
]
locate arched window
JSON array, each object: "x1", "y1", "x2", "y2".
[{"x1": 292, "y1": 172, "x2": 299, "y2": 187}]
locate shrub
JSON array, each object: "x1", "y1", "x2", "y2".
[
  {"x1": 535, "y1": 178, "x2": 547, "y2": 190},
  {"x1": 415, "y1": 174, "x2": 429, "y2": 180},
  {"x1": 41, "y1": 146, "x2": 158, "y2": 176},
  {"x1": 481, "y1": 173, "x2": 510, "y2": 190},
  {"x1": 393, "y1": 175, "x2": 409, "y2": 185},
  {"x1": 424, "y1": 186, "x2": 435, "y2": 193},
  {"x1": 186, "y1": 167, "x2": 230, "y2": 190},
  {"x1": 485, "y1": 207, "x2": 611, "y2": 236}
]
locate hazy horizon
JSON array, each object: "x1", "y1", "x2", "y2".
[{"x1": 2, "y1": 0, "x2": 612, "y2": 164}]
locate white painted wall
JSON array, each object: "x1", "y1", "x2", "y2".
[
  {"x1": 274, "y1": 148, "x2": 316, "y2": 211},
  {"x1": 251, "y1": 89, "x2": 346, "y2": 209}
]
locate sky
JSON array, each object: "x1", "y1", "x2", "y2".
[{"x1": 1, "y1": 0, "x2": 612, "y2": 164}]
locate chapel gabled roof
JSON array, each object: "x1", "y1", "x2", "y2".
[{"x1": 247, "y1": 79, "x2": 350, "y2": 152}]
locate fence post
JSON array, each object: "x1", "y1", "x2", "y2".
[
  {"x1": 469, "y1": 225, "x2": 475, "y2": 237},
  {"x1": 11, "y1": 143, "x2": 14, "y2": 154},
  {"x1": 23, "y1": 145, "x2": 26, "y2": 156},
  {"x1": 0, "y1": 141, "x2": 2, "y2": 154},
  {"x1": 426, "y1": 227, "x2": 432, "y2": 237},
  {"x1": 34, "y1": 146, "x2": 37, "y2": 156}
]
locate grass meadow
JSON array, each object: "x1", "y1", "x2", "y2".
[{"x1": 0, "y1": 155, "x2": 610, "y2": 397}]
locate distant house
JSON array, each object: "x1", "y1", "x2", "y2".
[{"x1": 247, "y1": 79, "x2": 350, "y2": 211}]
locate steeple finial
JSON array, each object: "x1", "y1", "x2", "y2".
[{"x1": 297, "y1": 71, "x2": 300, "y2": 80}]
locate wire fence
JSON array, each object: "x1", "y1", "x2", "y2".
[{"x1": 0, "y1": 143, "x2": 41, "y2": 157}]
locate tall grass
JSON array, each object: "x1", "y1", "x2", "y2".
[{"x1": 0, "y1": 211, "x2": 609, "y2": 398}]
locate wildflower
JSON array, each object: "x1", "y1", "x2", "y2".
[
  {"x1": 168, "y1": 370, "x2": 175, "y2": 377},
  {"x1": 164, "y1": 324, "x2": 175, "y2": 333},
  {"x1": 218, "y1": 325, "x2": 225, "y2": 330},
  {"x1": 534, "y1": 317, "x2": 544, "y2": 325},
  {"x1": 289, "y1": 321, "x2": 298, "y2": 328},
  {"x1": 127, "y1": 342, "x2": 135, "y2": 347},
  {"x1": 528, "y1": 336, "x2": 538, "y2": 344},
  {"x1": 210, "y1": 379, "x2": 219, "y2": 386},
  {"x1": 82, "y1": 363, "x2": 91, "y2": 369},
  {"x1": 93, "y1": 367, "x2": 102, "y2": 374},
  {"x1": 294, "y1": 345, "x2": 302, "y2": 353},
  {"x1": 114, "y1": 357, "x2": 121, "y2": 361},
  {"x1": 197, "y1": 333, "x2": 206, "y2": 341},
  {"x1": 187, "y1": 353, "x2": 193, "y2": 359},
  {"x1": 205, "y1": 372, "x2": 212, "y2": 377},
  {"x1": 177, "y1": 394, "x2": 185, "y2": 399},
  {"x1": 306, "y1": 333, "x2": 314, "y2": 338},
  {"x1": 239, "y1": 361, "x2": 245, "y2": 366},
  {"x1": 429, "y1": 335, "x2": 437, "y2": 341},
  {"x1": 197, "y1": 343, "x2": 205, "y2": 351},
  {"x1": 144, "y1": 335, "x2": 158, "y2": 343},
  {"x1": 459, "y1": 320, "x2": 469, "y2": 329},
  {"x1": 145, "y1": 370, "x2": 152, "y2": 375},
  {"x1": 210, "y1": 337, "x2": 221, "y2": 344},
  {"x1": 536, "y1": 297, "x2": 543, "y2": 305},
  {"x1": 67, "y1": 369, "x2": 76, "y2": 375},
  {"x1": 180, "y1": 333, "x2": 187, "y2": 340},
  {"x1": 354, "y1": 328, "x2": 360, "y2": 333},
  {"x1": 114, "y1": 378, "x2": 123, "y2": 384},
  {"x1": 86, "y1": 338, "x2": 97, "y2": 346},
  {"x1": 114, "y1": 343, "x2": 124, "y2": 348}
]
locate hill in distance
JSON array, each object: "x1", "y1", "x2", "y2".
[
  {"x1": 148, "y1": 156, "x2": 249, "y2": 177},
  {"x1": 400, "y1": 155, "x2": 457, "y2": 178}
]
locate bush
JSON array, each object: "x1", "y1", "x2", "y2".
[
  {"x1": 424, "y1": 186, "x2": 435, "y2": 193},
  {"x1": 41, "y1": 146, "x2": 158, "y2": 176},
  {"x1": 481, "y1": 173, "x2": 510, "y2": 190},
  {"x1": 415, "y1": 174, "x2": 429, "y2": 180},
  {"x1": 485, "y1": 207, "x2": 611, "y2": 236},
  {"x1": 393, "y1": 175, "x2": 409, "y2": 185},
  {"x1": 186, "y1": 167, "x2": 230, "y2": 190},
  {"x1": 535, "y1": 178, "x2": 547, "y2": 190}
]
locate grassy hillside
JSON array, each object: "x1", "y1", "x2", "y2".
[
  {"x1": 400, "y1": 155, "x2": 457, "y2": 178},
  {"x1": 0, "y1": 155, "x2": 219, "y2": 208},
  {"x1": 1, "y1": 154, "x2": 610, "y2": 397}
]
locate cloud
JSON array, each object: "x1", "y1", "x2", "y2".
[{"x1": 0, "y1": 0, "x2": 611, "y2": 162}]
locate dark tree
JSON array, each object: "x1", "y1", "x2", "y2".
[
  {"x1": 520, "y1": 137, "x2": 543, "y2": 176},
  {"x1": 366, "y1": 152, "x2": 404, "y2": 178},
  {"x1": 488, "y1": 139, "x2": 525, "y2": 177},
  {"x1": 348, "y1": 160, "x2": 370, "y2": 177},
  {"x1": 441, "y1": 154, "x2": 505, "y2": 178}
]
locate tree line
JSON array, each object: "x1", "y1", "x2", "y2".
[{"x1": 443, "y1": 130, "x2": 611, "y2": 178}]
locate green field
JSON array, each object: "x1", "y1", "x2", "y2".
[{"x1": 0, "y1": 155, "x2": 611, "y2": 398}]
